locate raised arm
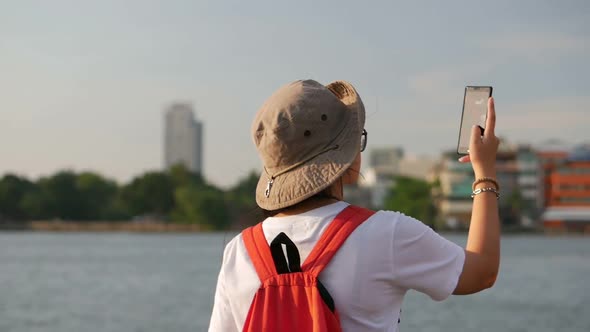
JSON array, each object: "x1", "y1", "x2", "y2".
[{"x1": 453, "y1": 97, "x2": 501, "y2": 295}]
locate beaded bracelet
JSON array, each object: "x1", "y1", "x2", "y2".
[
  {"x1": 471, "y1": 187, "x2": 500, "y2": 199},
  {"x1": 472, "y1": 177, "x2": 500, "y2": 191}
]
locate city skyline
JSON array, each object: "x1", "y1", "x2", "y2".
[{"x1": 1, "y1": 1, "x2": 589, "y2": 187}]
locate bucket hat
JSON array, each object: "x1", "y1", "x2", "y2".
[{"x1": 252, "y1": 79, "x2": 365, "y2": 210}]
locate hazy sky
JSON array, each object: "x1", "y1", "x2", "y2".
[{"x1": 1, "y1": 0, "x2": 589, "y2": 187}]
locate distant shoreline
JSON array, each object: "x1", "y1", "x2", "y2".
[
  {"x1": 0, "y1": 221, "x2": 203, "y2": 233},
  {"x1": 1, "y1": 222, "x2": 586, "y2": 236}
]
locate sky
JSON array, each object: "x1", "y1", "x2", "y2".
[{"x1": 1, "y1": 0, "x2": 589, "y2": 188}]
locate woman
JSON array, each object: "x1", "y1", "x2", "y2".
[{"x1": 209, "y1": 80, "x2": 500, "y2": 331}]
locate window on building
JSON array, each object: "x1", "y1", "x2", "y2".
[
  {"x1": 559, "y1": 196, "x2": 590, "y2": 203},
  {"x1": 519, "y1": 170, "x2": 537, "y2": 176}
]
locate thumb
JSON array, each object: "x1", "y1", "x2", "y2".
[{"x1": 469, "y1": 125, "x2": 482, "y2": 148}]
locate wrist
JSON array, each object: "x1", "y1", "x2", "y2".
[
  {"x1": 473, "y1": 167, "x2": 496, "y2": 179},
  {"x1": 472, "y1": 172, "x2": 499, "y2": 192},
  {"x1": 474, "y1": 172, "x2": 497, "y2": 180},
  {"x1": 473, "y1": 180, "x2": 497, "y2": 190}
]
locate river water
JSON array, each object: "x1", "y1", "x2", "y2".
[{"x1": 0, "y1": 232, "x2": 588, "y2": 332}]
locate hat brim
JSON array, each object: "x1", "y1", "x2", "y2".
[{"x1": 255, "y1": 80, "x2": 365, "y2": 211}]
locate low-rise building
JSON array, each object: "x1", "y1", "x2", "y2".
[
  {"x1": 535, "y1": 141, "x2": 571, "y2": 207},
  {"x1": 435, "y1": 142, "x2": 543, "y2": 229},
  {"x1": 515, "y1": 146, "x2": 544, "y2": 227},
  {"x1": 434, "y1": 152, "x2": 473, "y2": 228},
  {"x1": 361, "y1": 147, "x2": 404, "y2": 208},
  {"x1": 398, "y1": 155, "x2": 437, "y2": 181},
  {"x1": 542, "y1": 145, "x2": 590, "y2": 233}
]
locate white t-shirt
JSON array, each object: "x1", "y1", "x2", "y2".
[{"x1": 208, "y1": 202, "x2": 465, "y2": 332}]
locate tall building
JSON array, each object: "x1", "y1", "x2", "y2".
[{"x1": 164, "y1": 103, "x2": 203, "y2": 174}]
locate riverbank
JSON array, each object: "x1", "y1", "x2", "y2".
[
  {"x1": 1, "y1": 222, "x2": 587, "y2": 235},
  {"x1": 0, "y1": 221, "x2": 203, "y2": 233}
]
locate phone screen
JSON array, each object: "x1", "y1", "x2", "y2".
[{"x1": 457, "y1": 86, "x2": 492, "y2": 155}]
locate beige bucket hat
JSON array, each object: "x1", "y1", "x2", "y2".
[{"x1": 252, "y1": 79, "x2": 365, "y2": 210}]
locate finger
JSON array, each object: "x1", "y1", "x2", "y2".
[
  {"x1": 484, "y1": 97, "x2": 496, "y2": 138},
  {"x1": 469, "y1": 124, "x2": 482, "y2": 148},
  {"x1": 458, "y1": 155, "x2": 471, "y2": 163}
]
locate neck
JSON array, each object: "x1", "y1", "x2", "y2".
[
  {"x1": 273, "y1": 180, "x2": 344, "y2": 217},
  {"x1": 274, "y1": 197, "x2": 340, "y2": 217},
  {"x1": 325, "y1": 178, "x2": 344, "y2": 200}
]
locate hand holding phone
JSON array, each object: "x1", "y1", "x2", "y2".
[
  {"x1": 457, "y1": 86, "x2": 493, "y2": 155},
  {"x1": 457, "y1": 92, "x2": 499, "y2": 179}
]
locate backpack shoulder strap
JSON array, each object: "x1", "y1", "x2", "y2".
[
  {"x1": 242, "y1": 223, "x2": 277, "y2": 282},
  {"x1": 301, "y1": 205, "x2": 375, "y2": 277}
]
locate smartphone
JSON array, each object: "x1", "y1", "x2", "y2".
[{"x1": 457, "y1": 86, "x2": 493, "y2": 155}]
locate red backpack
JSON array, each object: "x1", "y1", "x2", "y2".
[{"x1": 241, "y1": 205, "x2": 375, "y2": 332}]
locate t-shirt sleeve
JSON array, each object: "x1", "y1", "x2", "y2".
[
  {"x1": 390, "y1": 212, "x2": 465, "y2": 301},
  {"x1": 208, "y1": 241, "x2": 240, "y2": 332}
]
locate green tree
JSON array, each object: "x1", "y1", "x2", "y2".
[
  {"x1": 19, "y1": 188, "x2": 50, "y2": 220},
  {"x1": 76, "y1": 172, "x2": 119, "y2": 220},
  {"x1": 0, "y1": 166, "x2": 260, "y2": 226},
  {"x1": 0, "y1": 174, "x2": 36, "y2": 221},
  {"x1": 501, "y1": 189, "x2": 526, "y2": 226},
  {"x1": 171, "y1": 185, "x2": 229, "y2": 230},
  {"x1": 120, "y1": 171, "x2": 175, "y2": 217},
  {"x1": 383, "y1": 176, "x2": 437, "y2": 228},
  {"x1": 169, "y1": 163, "x2": 206, "y2": 188},
  {"x1": 38, "y1": 171, "x2": 86, "y2": 220},
  {"x1": 226, "y1": 171, "x2": 261, "y2": 228},
  {"x1": 228, "y1": 171, "x2": 258, "y2": 207},
  {"x1": 100, "y1": 192, "x2": 132, "y2": 221},
  {"x1": 16, "y1": 172, "x2": 122, "y2": 221}
]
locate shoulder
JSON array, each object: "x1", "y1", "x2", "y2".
[
  {"x1": 358, "y1": 209, "x2": 441, "y2": 249},
  {"x1": 346, "y1": 208, "x2": 427, "y2": 249},
  {"x1": 363, "y1": 209, "x2": 429, "y2": 233},
  {"x1": 220, "y1": 231, "x2": 249, "y2": 267}
]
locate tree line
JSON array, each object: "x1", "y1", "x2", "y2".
[
  {"x1": 0, "y1": 164, "x2": 448, "y2": 231},
  {"x1": 0, "y1": 165, "x2": 261, "y2": 230}
]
